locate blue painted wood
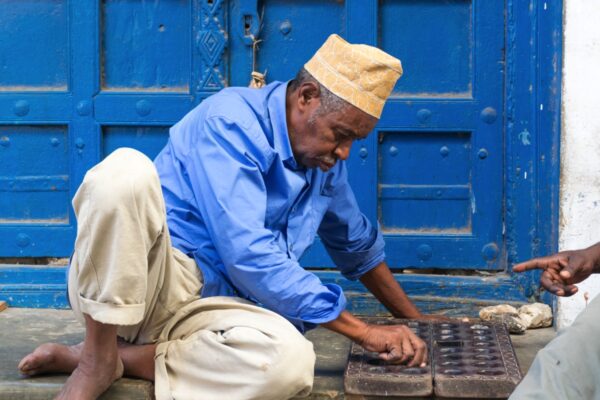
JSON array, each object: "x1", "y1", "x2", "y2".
[
  {"x1": 228, "y1": 0, "x2": 347, "y2": 87},
  {"x1": 94, "y1": 94, "x2": 193, "y2": 124},
  {"x1": 318, "y1": 271, "x2": 528, "y2": 302},
  {"x1": 506, "y1": 0, "x2": 562, "y2": 300},
  {"x1": 0, "y1": 126, "x2": 70, "y2": 222},
  {"x1": 536, "y1": 0, "x2": 562, "y2": 306},
  {"x1": 195, "y1": 0, "x2": 226, "y2": 93},
  {"x1": 0, "y1": 1, "x2": 69, "y2": 89},
  {"x1": 0, "y1": 1, "x2": 206, "y2": 257},
  {"x1": 0, "y1": 266, "x2": 69, "y2": 308},
  {"x1": 380, "y1": 0, "x2": 472, "y2": 96},
  {"x1": 0, "y1": 284, "x2": 69, "y2": 309},
  {"x1": 0, "y1": 227, "x2": 74, "y2": 257},
  {"x1": 0, "y1": 266, "x2": 67, "y2": 284},
  {"x1": 70, "y1": 0, "x2": 101, "y2": 214},
  {"x1": 379, "y1": 132, "x2": 472, "y2": 231},
  {"x1": 0, "y1": 94, "x2": 71, "y2": 121},
  {"x1": 101, "y1": 0, "x2": 191, "y2": 90},
  {"x1": 0, "y1": 1, "x2": 562, "y2": 308},
  {"x1": 103, "y1": 126, "x2": 170, "y2": 160},
  {"x1": 0, "y1": 266, "x2": 527, "y2": 313}
]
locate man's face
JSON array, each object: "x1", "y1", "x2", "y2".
[{"x1": 289, "y1": 90, "x2": 378, "y2": 172}]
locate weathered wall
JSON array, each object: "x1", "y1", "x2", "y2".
[{"x1": 558, "y1": 0, "x2": 600, "y2": 328}]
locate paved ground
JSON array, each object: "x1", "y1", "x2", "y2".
[{"x1": 0, "y1": 308, "x2": 555, "y2": 399}]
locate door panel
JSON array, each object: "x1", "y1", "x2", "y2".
[
  {"x1": 380, "y1": 0, "x2": 473, "y2": 97},
  {"x1": 0, "y1": 126, "x2": 70, "y2": 224},
  {"x1": 1, "y1": 0, "x2": 69, "y2": 91},
  {"x1": 378, "y1": 131, "x2": 472, "y2": 233},
  {"x1": 102, "y1": 126, "x2": 169, "y2": 159},
  {"x1": 101, "y1": 0, "x2": 191, "y2": 91}
]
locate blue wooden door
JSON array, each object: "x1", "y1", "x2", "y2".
[{"x1": 1, "y1": 0, "x2": 504, "y2": 272}]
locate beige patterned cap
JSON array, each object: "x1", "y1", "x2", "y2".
[{"x1": 304, "y1": 34, "x2": 402, "y2": 119}]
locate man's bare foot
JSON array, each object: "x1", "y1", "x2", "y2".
[
  {"x1": 51, "y1": 314, "x2": 123, "y2": 400},
  {"x1": 19, "y1": 338, "x2": 156, "y2": 382},
  {"x1": 19, "y1": 342, "x2": 83, "y2": 376},
  {"x1": 55, "y1": 350, "x2": 123, "y2": 400},
  {"x1": 19, "y1": 340, "x2": 123, "y2": 400}
]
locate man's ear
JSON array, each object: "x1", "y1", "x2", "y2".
[{"x1": 297, "y1": 81, "x2": 321, "y2": 110}]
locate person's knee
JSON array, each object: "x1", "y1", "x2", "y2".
[
  {"x1": 263, "y1": 332, "x2": 315, "y2": 398},
  {"x1": 82, "y1": 148, "x2": 160, "y2": 212}
]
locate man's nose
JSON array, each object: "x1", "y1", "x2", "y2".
[{"x1": 334, "y1": 141, "x2": 352, "y2": 160}]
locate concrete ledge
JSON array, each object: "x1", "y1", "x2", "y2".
[{"x1": 0, "y1": 308, "x2": 555, "y2": 400}]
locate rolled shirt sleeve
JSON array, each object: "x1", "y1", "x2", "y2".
[{"x1": 317, "y1": 162, "x2": 386, "y2": 281}]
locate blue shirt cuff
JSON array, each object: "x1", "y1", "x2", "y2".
[{"x1": 286, "y1": 284, "x2": 347, "y2": 333}]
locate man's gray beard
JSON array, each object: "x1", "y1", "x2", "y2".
[{"x1": 316, "y1": 155, "x2": 336, "y2": 164}]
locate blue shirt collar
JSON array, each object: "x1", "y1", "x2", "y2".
[{"x1": 268, "y1": 81, "x2": 301, "y2": 170}]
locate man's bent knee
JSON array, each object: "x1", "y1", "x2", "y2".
[
  {"x1": 260, "y1": 331, "x2": 315, "y2": 399},
  {"x1": 155, "y1": 323, "x2": 315, "y2": 400},
  {"x1": 75, "y1": 148, "x2": 162, "y2": 217}
]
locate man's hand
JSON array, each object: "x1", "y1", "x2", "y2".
[
  {"x1": 359, "y1": 323, "x2": 428, "y2": 367},
  {"x1": 513, "y1": 244, "x2": 600, "y2": 296},
  {"x1": 322, "y1": 311, "x2": 428, "y2": 367}
]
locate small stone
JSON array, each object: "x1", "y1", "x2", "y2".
[
  {"x1": 491, "y1": 313, "x2": 527, "y2": 334},
  {"x1": 518, "y1": 303, "x2": 552, "y2": 329},
  {"x1": 479, "y1": 304, "x2": 526, "y2": 334},
  {"x1": 479, "y1": 304, "x2": 519, "y2": 320}
]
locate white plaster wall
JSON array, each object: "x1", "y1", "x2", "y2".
[{"x1": 558, "y1": 0, "x2": 600, "y2": 328}]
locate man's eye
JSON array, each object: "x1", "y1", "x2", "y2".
[{"x1": 335, "y1": 131, "x2": 352, "y2": 141}]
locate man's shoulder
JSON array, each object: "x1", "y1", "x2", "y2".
[
  {"x1": 187, "y1": 90, "x2": 248, "y2": 132},
  {"x1": 170, "y1": 83, "x2": 284, "y2": 167},
  {"x1": 203, "y1": 84, "x2": 280, "y2": 129}
]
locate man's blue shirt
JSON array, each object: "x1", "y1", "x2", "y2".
[{"x1": 154, "y1": 81, "x2": 385, "y2": 332}]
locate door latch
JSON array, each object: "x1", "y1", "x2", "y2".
[{"x1": 238, "y1": 0, "x2": 260, "y2": 46}]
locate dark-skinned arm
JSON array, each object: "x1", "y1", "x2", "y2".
[
  {"x1": 359, "y1": 261, "x2": 422, "y2": 318},
  {"x1": 359, "y1": 261, "x2": 452, "y2": 321}
]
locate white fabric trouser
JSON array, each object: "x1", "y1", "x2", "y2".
[
  {"x1": 509, "y1": 294, "x2": 600, "y2": 399},
  {"x1": 67, "y1": 148, "x2": 315, "y2": 400}
]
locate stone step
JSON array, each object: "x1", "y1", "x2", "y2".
[{"x1": 0, "y1": 308, "x2": 554, "y2": 399}]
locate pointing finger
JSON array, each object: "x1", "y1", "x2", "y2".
[{"x1": 513, "y1": 259, "x2": 546, "y2": 273}]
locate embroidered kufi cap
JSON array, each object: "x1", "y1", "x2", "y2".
[{"x1": 304, "y1": 34, "x2": 402, "y2": 119}]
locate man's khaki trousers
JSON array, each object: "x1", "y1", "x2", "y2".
[{"x1": 67, "y1": 148, "x2": 315, "y2": 400}]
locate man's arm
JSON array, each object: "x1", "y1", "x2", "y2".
[
  {"x1": 360, "y1": 261, "x2": 453, "y2": 321},
  {"x1": 513, "y1": 242, "x2": 600, "y2": 296},
  {"x1": 359, "y1": 261, "x2": 421, "y2": 318},
  {"x1": 322, "y1": 310, "x2": 427, "y2": 367}
]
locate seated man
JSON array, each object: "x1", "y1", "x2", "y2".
[
  {"x1": 19, "y1": 34, "x2": 433, "y2": 400},
  {"x1": 510, "y1": 242, "x2": 600, "y2": 399}
]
